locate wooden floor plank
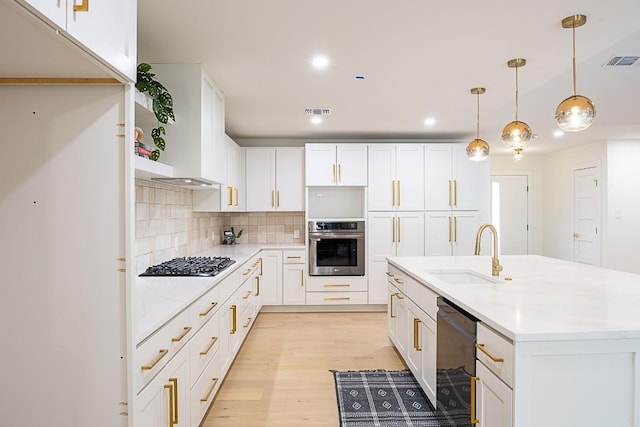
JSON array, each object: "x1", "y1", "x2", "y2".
[{"x1": 202, "y1": 311, "x2": 405, "y2": 426}]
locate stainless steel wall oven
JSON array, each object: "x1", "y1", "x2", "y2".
[{"x1": 308, "y1": 220, "x2": 365, "y2": 276}]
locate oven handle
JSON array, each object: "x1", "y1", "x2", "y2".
[{"x1": 308, "y1": 233, "x2": 364, "y2": 240}]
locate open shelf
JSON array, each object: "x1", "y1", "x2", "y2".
[{"x1": 134, "y1": 155, "x2": 174, "y2": 180}]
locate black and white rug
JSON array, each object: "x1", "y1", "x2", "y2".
[{"x1": 331, "y1": 368, "x2": 472, "y2": 427}]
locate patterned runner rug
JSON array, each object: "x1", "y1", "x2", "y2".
[{"x1": 331, "y1": 368, "x2": 471, "y2": 427}]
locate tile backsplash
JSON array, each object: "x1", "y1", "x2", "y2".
[{"x1": 135, "y1": 179, "x2": 305, "y2": 272}]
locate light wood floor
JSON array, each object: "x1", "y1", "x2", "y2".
[{"x1": 202, "y1": 311, "x2": 406, "y2": 426}]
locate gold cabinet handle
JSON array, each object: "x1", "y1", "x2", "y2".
[
  {"x1": 448, "y1": 216, "x2": 452, "y2": 242},
  {"x1": 259, "y1": 258, "x2": 263, "y2": 275},
  {"x1": 324, "y1": 297, "x2": 350, "y2": 301},
  {"x1": 199, "y1": 301, "x2": 218, "y2": 317},
  {"x1": 475, "y1": 343, "x2": 505, "y2": 363},
  {"x1": 338, "y1": 164, "x2": 342, "y2": 182},
  {"x1": 448, "y1": 180, "x2": 452, "y2": 206},
  {"x1": 234, "y1": 188, "x2": 238, "y2": 206},
  {"x1": 397, "y1": 217, "x2": 401, "y2": 243},
  {"x1": 73, "y1": 0, "x2": 89, "y2": 12},
  {"x1": 396, "y1": 293, "x2": 404, "y2": 300},
  {"x1": 332, "y1": 164, "x2": 336, "y2": 183},
  {"x1": 141, "y1": 349, "x2": 168, "y2": 371},
  {"x1": 255, "y1": 276, "x2": 260, "y2": 296},
  {"x1": 471, "y1": 376, "x2": 479, "y2": 424},
  {"x1": 454, "y1": 179, "x2": 458, "y2": 206},
  {"x1": 242, "y1": 269, "x2": 251, "y2": 276},
  {"x1": 271, "y1": 190, "x2": 275, "y2": 207},
  {"x1": 199, "y1": 336, "x2": 219, "y2": 356},
  {"x1": 394, "y1": 278, "x2": 404, "y2": 285},
  {"x1": 287, "y1": 256, "x2": 301, "y2": 260},
  {"x1": 169, "y1": 378, "x2": 178, "y2": 426},
  {"x1": 389, "y1": 292, "x2": 397, "y2": 318},
  {"x1": 243, "y1": 317, "x2": 253, "y2": 328},
  {"x1": 324, "y1": 284, "x2": 350, "y2": 287},
  {"x1": 164, "y1": 382, "x2": 175, "y2": 427},
  {"x1": 454, "y1": 216, "x2": 458, "y2": 242},
  {"x1": 276, "y1": 190, "x2": 280, "y2": 207},
  {"x1": 300, "y1": 269, "x2": 304, "y2": 286},
  {"x1": 386, "y1": 271, "x2": 394, "y2": 277},
  {"x1": 242, "y1": 290, "x2": 252, "y2": 300},
  {"x1": 413, "y1": 318, "x2": 422, "y2": 351},
  {"x1": 171, "y1": 326, "x2": 192, "y2": 342},
  {"x1": 392, "y1": 217, "x2": 396, "y2": 243},
  {"x1": 230, "y1": 305, "x2": 237, "y2": 334},
  {"x1": 397, "y1": 180, "x2": 401, "y2": 206},
  {"x1": 227, "y1": 186, "x2": 233, "y2": 206},
  {"x1": 392, "y1": 180, "x2": 396, "y2": 206},
  {"x1": 200, "y1": 378, "x2": 219, "y2": 402}
]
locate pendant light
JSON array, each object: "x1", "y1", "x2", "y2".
[
  {"x1": 466, "y1": 87, "x2": 490, "y2": 161},
  {"x1": 513, "y1": 147, "x2": 524, "y2": 162},
  {"x1": 555, "y1": 14, "x2": 596, "y2": 132},
  {"x1": 502, "y1": 58, "x2": 532, "y2": 148}
]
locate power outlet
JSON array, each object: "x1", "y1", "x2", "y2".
[{"x1": 293, "y1": 229, "x2": 300, "y2": 238}]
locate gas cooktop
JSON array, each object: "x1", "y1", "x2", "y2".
[{"x1": 139, "y1": 256, "x2": 236, "y2": 277}]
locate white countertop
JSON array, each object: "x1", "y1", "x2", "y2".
[
  {"x1": 133, "y1": 244, "x2": 305, "y2": 344},
  {"x1": 388, "y1": 255, "x2": 640, "y2": 342}
]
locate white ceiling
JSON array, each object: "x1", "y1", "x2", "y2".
[{"x1": 100, "y1": 2, "x2": 640, "y2": 154}]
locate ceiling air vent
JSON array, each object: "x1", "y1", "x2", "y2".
[
  {"x1": 305, "y1": 108, "x2": 331, "y2": 115},
  {"x1": 604, "y1": 55, "x2": 640, "y2": 67}
]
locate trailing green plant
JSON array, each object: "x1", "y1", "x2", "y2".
[{"x1": 135, "y1": 63, "x2": 176, "y2": 161}]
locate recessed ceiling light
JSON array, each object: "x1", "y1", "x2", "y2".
[
  {"x1": 424, "y1": 117, "x2": 436, "y2": 126},
  {"x1": 311, "y1": 55, "x2": 329, "y2": 70},
  {"x1": 553, "y1": 130, "x2": 564, "y2": 137},
  {"x1": 311, "y1": 116, "x2": 322, "y2": 124}
]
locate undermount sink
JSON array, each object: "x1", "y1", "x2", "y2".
[{"x1": 425, "y1": 270, "x2": 498, "y2": 284}]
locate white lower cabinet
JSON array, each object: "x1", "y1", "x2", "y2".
[
  {"x1": 136, "y1": 350, "x2": 190, "y2": 427},
  {"x1": 475, "y1": 362, "x2": 513, "y2": 427},
  {"x1": 261, "y1": 250, "x2": 283, "y2": 305},
  {"x1": 283, "y1": 250, "x2": 306, "y2": 305},
  {"x1": 405, "y1": 295, "x2": 437, "y2": 407},
  {"x1": 305, "y1": 276, "x2": 368, "y2": 305}
]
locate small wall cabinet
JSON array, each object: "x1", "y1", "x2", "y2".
[{"x1": 305, "y1": 144, "x2": 367, "y2": 186}]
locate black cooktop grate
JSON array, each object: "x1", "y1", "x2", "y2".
[{"x1": 139, "y1": 256, "x2": 236, "y2": 277}]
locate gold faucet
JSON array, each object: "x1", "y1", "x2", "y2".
[{"x1": 474, "y1": 223, "x2": 503, "y2": 276}]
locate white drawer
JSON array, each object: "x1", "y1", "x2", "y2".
[
  {"x1": 134, "y1": 308, "x2": 192, "y2": 392},
  {"x1": 386, "y1": 263, "x2": 407, "y2": 292},
  {"x1": 189, "y1": 284, "x2": 221, "y2": 332},
  {"x1": 189, "y1": 309, "x2": 221, "y2": 387},
  {"x1": 306, "y1": 291, "x2": 368, "y2": 305},
  {"x1": 283, "y1": 249, "x2": 305, "y2": 264},
  {"x1": 191, "y1": 350, "x2": 221, "y2": 425},
  {"x1": 305, "y1": 277, "x2": 368, "y2": 292},
  {"x1": 407, "y1": 276, "x2": 438, "y2": 320},
  {"x1": 477, "y1": 322, "x2": 514, "y2": 387}
]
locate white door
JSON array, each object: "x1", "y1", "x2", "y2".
[
  {"x1": 476, "y1": 362, "x2": 513, "y2": 427},
  {"x1": 368, "y1": 212, "x2": 397, "y2": 304},
  {"x1": 452, "y1": 212, "x2": 483, "y2": 256},
  {"x1": 396, "y1": 212, "x2": 424, "y2": 256},
  {"x1": 396, "y1": 144, "x2": 425, "y2": 211},
  {"x1": 283, "y1": 264, "x2": 306, "y2": 305},
  {"x1": 425, "y1": 145, "x2": 453, "y2": 210},
  {"x1": 305, "y1": 143, "x2": 336, "y2": 185},
  {"x1": 260, "y1": 251, "x2": 282, "y2": 305},
  {"x1": 424, "y1": 211, "x2": 453, "y2": 256},
  {"x1": 453, "y1": 144, "x2": 490, "y2": 211},
  {"x1": 336, "y1": 144, "x2": 368, "y2": 185},
  {"x1": 573, "y1": 166, "x2": 601, "y2": 265},
  {"x1": 368, "y1": 144, "x2": 395, "y2": 210},
  {"x1": 275, "y1": 147, "x2": 304, "y2": 211},
  {"x1": 245, "y1": 148, "x2": 276, "y2": 211},
  {"x1": 491, "y1": 175, "x2": 529, "y2": 255}
]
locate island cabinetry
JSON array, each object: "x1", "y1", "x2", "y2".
[
  {"x1": 245, "y1": 147, "x2": 304, "y2": 211},
  {"x1": 283, "y1": 249, "x2": 306, "y2": 305},
  {"x1": 15, "y1": 0, "x2": 136, "y2": 81},
  {"x1": 305, "y1": 143, "x2": 367, "y2": 186}
]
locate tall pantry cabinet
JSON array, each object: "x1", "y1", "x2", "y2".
[{"x1": 367, "y1": 144, "x2": 425, "y2": 304}]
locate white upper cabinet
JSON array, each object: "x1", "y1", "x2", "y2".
[
  {"x1": 146, "y1": 64, "x2": 226, "y2": 185},
  {"x1": 425, "y1": 144, "x2": 489, "y2": 211},
  {"x1": 368, "y1": 144, "x2": 424, "y2": 211},
  {"x1": 245, "y1": 147, "x2": 304, "y2": 211},
  {"x1": 221, "y1": 135, "x2": 244, "y2": 211},
  {"x1": 305, "y1": 143, "x2": 367, "y2": 186},
  {"x1": 16, "y1": 0, "x2": 136, "y2": 81}
]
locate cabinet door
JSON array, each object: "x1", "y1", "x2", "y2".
[
  {"x1": 452, "y1": 144, "x2": 490, "y2": 211},
  {"x1": 305, "y1": 143, "x2": 336, "y2": 185},
  {"x1": 420, "y1": 313, "x2": 437, "y2": 408},
  {"x1": 221, "y1": 136, "x2": 242, "y2": 211},
  {"x1": 283, "y1": 264, "x2": 306, "y2": 305},
  {"x1": 245, "y1": 148, "x2": 276, "y2": 211},
  {"x1": 367, "y1": 144, "x2": 395, "y2": 211},
  {"x1": 476, "y1": 362, "x2": 513, "y2": 427},
  {"x1": 395, "y1": 144, "x2": 425, "y2": 211},
  {"x1": 337, "y1": 144, "x2": 367, "y2": 185},
  {"x1": 275, "y1": 147, "x2": 305, "y2": 211},
  {"x1": 425, "y1": 144, "x2": 453, "y2": 210},
  {"x1": 396, "y1": 212, "x2": 424, "y2": 256},
  {"x1": 136, "y1": 352, "x2": 190, "y2": 427},
  {"x1": 395, "y1": 292, "x2": 408, "y2": 358},
  {"x1": 260, "y1": 251, "x2": 283, "y2": 305},
  {"x1": 406, "y1": 302, "x2": 422, "y2": 376},
  {"x1": 368, "y1": 212, "x2": 396, "y2": 304},
  {"x1": 201, "y1": 75, "x2": 226, "y2": 185},
  {"x1": 424, "y1": 211, "x2": 453, "y2": 256},
  {"x1": 387, "y1": 285, "x2": 399, "y2": 345},
  {"x1": 18, "y1": 0, "x2": 66, "y2": 28},
  {"x1": 452, "y1": 212, "x2": 483, "y2": 256}
]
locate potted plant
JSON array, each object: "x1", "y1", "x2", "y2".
[{"x1": 135, "y1": 63, "x2": 176, "y2": 161}]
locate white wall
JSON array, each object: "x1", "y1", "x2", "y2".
[
  {"x1": 541, "y1": 141, "x2": 607, "y2": 262},
  {"x1": 603, "y1": 140, "x2": 640, "y2": 273},
  {"x1": 490, "y1": 154, "x2": 545, "y2": 255}
]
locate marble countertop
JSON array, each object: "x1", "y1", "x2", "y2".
[
  {"x1": 133, "y1": 244, "x2": 305, "y2": 344},
  {"x1": 388, "y1": 255, "x2": 640, "y2": 342}
]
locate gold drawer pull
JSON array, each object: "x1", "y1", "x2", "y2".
[
  {"x1": 230, "y1": 305, "x2": 237, "y2": 334},
  {"x1": 255, "y1": 276, "x2": 260, "y2": 296},
  {"x1": 389, "y1": 293, "x2": 397, "y2": 318},
  {"x1": 199, "y1": 301, "x2": 218, "y2": 317},
  {"x1": 242, "y1": 290, "x2": 252, "y2": 300},
  {"x1": 73, "y1": 0, "x2": 89, "y2": 12},
  {"x1": 243, "y1": 317, "x2": 253, "y2": 328},
  {"x1": 413, "y1": 318, "x2": 422, "y2": 351},
  {"x1": 471, "y1": 376, "x2": 479, "y2": 424},
  {"x1": 324, "y1": 284, "x2": 350, "y2": 287},
  {"x1": 164, "y1": 382, "x2": 175, "y2": 427},
  {"x1": 324, "y1": 297, "x2": 350, "y2": 301},
  {"x1": 287, "y1": 256, "x2": 301, "y2": 259},
  {"x1": 242, "y1": 269, "x2": 251, "y2": 276},
  {"x1": 200, "y1": 378, "x2": 219, "y2": 402},
  {"x1": 227, "y1": 186, "x2": 233, "y2": 206},
  {"x1": 476, "y1": 343, "x2": 505, "y2": 363},
  {"x1": 386, "y1": 271, "x2": 394, "y2": 277},
  {"x1": 141, "y1": 349, "x2": 168, "y2": 371},
  {"x1": 171, "y1": 326, "x2": 192, "y2": 342},
  {"x1": 199, "y1": 336, "x2": 219, "y2": 356},
  {"x1": 394, "y1": 278, "x2": 404, "y2": 285}
]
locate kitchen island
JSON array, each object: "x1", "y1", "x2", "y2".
[{"x1": 387, "y1": 255, "x2": 640, "y2": 427}]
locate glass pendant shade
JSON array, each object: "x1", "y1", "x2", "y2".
[
  {"x1": 467, "y1": 138, "x2": 490, "y2": 161},
  {"x1": 555, "y1": 15, "x2": 595, "y2": 132},
  {"x1": 555, "y1": 94, "x2": 596, "y2": 131},
  {"x1": 502, "y1": 120, "x2": 532, "y2": 148}
]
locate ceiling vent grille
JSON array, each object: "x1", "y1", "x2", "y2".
[
  {"x1": 305, "y1": 108, "x2": 331, "y2": 115},
  {"x1": 604, "y1": 55, "x2": 640, "y2": 67}
]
